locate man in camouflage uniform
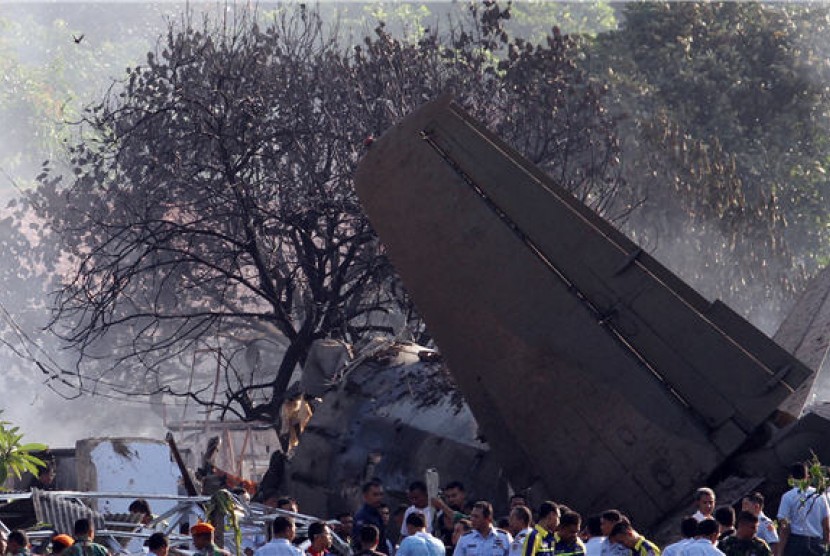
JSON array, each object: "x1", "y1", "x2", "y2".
[
  {"x1": 191, "y1": 522, "x2": 231, "y2": 556},
  {"x1": 64, "y1": 519, "x2": 108, "y2": 556},
  {"x1": 718, "y1": 512, "x2": 772, "y2": 556}
]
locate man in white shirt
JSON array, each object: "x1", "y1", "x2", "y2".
[
  {"x1": 582, "y1": 515, "x2": 604, "y2": 556},
  {"x1": 661, "y1": 516, "x2": 697, "y2": 556},
  {"x1": 681, "y1": 519, "x2": 725, "y2": 556},
  {"x1": 777, "y1": 462, "x2": 830, "y2": 556},
  {"x1": 255, "y1": 517, "x2": 303, "y2": 556},
  {"x1": 402, "y1": 482, "x2": 436, "y2": 538},
  {"x1": 506, "y1": 506, "x2": 532, "y2": 556},
  {"x1": 692, "y1": 488, "x2": 716, "y2": 522}
]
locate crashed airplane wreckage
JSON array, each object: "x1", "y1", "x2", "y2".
[{"x1": 353, "y1": 97, "x2": 826, "y2": 529}]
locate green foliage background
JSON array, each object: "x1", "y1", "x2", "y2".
[{"x1": 0, "y1": 412, "x2": 47, "y2": 486}]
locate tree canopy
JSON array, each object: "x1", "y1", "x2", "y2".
[
  {"x1": 595, "y1": 1, "x2": 830, "y2": 330},
  {"x1": 27, "y1": 3, "x2": 621, "y2": 429}
]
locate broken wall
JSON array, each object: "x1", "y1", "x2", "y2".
[{"x1": 75, "y1": 438, "x2": 182, "y2": 515}]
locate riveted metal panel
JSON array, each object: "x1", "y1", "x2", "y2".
[{"x1": 354, "y1": 98, "x2": 812, "y2": 527}]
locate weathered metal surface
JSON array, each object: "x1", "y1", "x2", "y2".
[
  {"x1": 353, "y1": 97, "x2": 813, "y2": 527},
  {"x1": 277, "y1": 341, "x2": 507, "y2": 516}
]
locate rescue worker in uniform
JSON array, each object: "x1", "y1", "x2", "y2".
[
  {"x1": 507, "y1": 506, "x2": 533, "y2": 556},
  {"x1": 453, "y1": 501, "x2": 511, "y2": 556},
  {"x1": 522, "y1": 502, "x2": 560, "y2": 556},
  {"x1": 554, "y1": 511, "x2": 586, "y2": 556},
  {"x1": 64, "y1": 519, "x2": 108, "y2": 556},
  {"x1": 191, "y1": 522, "x2": 231, "y2": 556},
  {"x1": 741, "y1": 493, "x2": 778, "y2": 554},
  {"x1": 718, "y1": 512, "x2": 772, "y2": 556},
  {"x1": 607, "y1": 521, "x2": 660, "y2": 556},
  {"x1": 51, "y1": 535, "x2": 75, "y2": 556}
]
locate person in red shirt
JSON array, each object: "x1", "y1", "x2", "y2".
[{"x1": 306, "y1": 522, "x2": 333, "y2": 556}]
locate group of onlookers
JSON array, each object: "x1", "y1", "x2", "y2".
[
  {"x1": 662, "y1": 462, "x2": 830, "y2": 556},
  {"x1": 4, "y1": 461, "x2": 830, "y2": 556},
  {"x1": 333, "y1": 461, "x2": 830, "y2": 556}
]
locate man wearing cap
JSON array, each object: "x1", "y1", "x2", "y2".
[
  {"x1": 191, "y1": 522, "x2": 231, "y2": 556},
  {"x1": 51, "y1": 535, "x2": 75, "y2": 556},
  {"x1": 63, "y1": 519, "x2": 108, "y2": 556}
]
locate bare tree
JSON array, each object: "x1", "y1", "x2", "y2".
[{"x1": 28, "y1": 3, "x2": 624, "y2": 427}]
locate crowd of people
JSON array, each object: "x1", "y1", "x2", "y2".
[
  {"x1": 2, "y1": 462, "x2": 829, "y2": 556},
  {"x1": 250, "y1": 460, "x2": 830, "y2": 556}
]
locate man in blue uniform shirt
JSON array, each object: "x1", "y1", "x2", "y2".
[
  {"x1": 741, "y1": 492, "x2": 778, "y2": 553},
  {"x1": 454, "y1": 502, "x2": 511, "y2": 556},
  {"x1": 398, "y1": 513, "x2": 445, "y2": 556}
]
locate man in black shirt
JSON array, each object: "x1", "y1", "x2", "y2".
[
  {"x1": 353, "y1": 481, "x2": 389, "y2": 555},
  {"x1": 354, "y1": 526, "x2": 386, "y2": 556}
]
